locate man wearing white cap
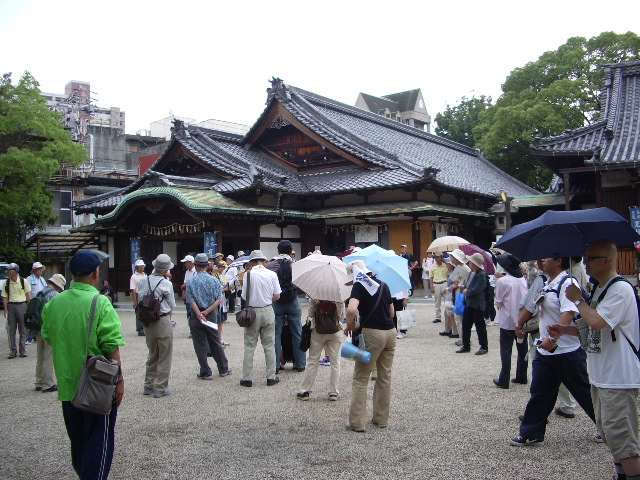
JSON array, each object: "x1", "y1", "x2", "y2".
[
  {"x1": 34, "y1": 274, "x2": 66, "y2": 393},
  {"x1": 2, "y1": 263, "x2": 32, "y2": 358},
  {"x1": 181, "y1": 255, "x2": 196, "y2": 325},
  {"x1": 130, "y1": 259, "x2": 147, "y2": 336},
  {"x1": 26, "y1": 262, "x2": 48, "y2": 344}
]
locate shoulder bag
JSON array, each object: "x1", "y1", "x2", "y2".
[
  {"x1": 72, "y1": 295, "x2": 120, "y2": 415},
  {"x1": 236, "y1": 272, "x2": 256, "y2": 328}
]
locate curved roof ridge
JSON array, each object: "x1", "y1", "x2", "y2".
[
  {"x1": 289, "y1": 85, "x2": 477, "y2": 156},
  {"x1": 532, "y1": 120, "x2": 607, "y2": 146}
]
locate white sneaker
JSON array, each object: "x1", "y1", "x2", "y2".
[{"x1": 396, "y1": 333, "x2": 406, "y2": 339}]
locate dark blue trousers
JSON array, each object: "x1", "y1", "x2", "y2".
[
  {"x1": 498, "y1": 328, "x2": 529, "y2": 385},
  {"x1": 62, "y1": 401, "x2": 117, "y2": 480},
  {"x1": 519, "y1": 348, "x2": 595, "y2": 440}
]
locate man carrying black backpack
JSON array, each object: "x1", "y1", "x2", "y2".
[{"x1": 267, "y1": 240, "x2": 306, "y2": 373}]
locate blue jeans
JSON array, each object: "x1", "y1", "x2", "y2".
[
  {"x1": 273, "y1": 298, "x2": 306, "y2": 370},
  {"x1": 520, "y1": 348, "x2": 595, "y2": 440}
]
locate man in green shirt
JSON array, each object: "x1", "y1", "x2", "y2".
[{"x1": 42, "y1": 250, "x2": 125, "y2": 480}]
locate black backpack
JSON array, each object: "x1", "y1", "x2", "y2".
[
  {"x1": 590, "y1": 276, "x2": 640, "y2": 361},
  {"x1": 24, "y1": 286, "x2": 54, "y2": 330},
  {"x1": 138, "y1": 277, "x2": 165, "y2": 324},
  {"x1": 273, "y1": 258, "x2": 297, "y2": 303}
]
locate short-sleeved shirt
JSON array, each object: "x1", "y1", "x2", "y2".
[
  {"x1": 349, "y1": 280, "x2": 394, "y2": 331},
  {"x1": 430, "y1": 263, "x2": 449, "y2": 283},
  {"x1": 241, "y1": 265, "x2": 281, "y2": 307},
  {"x1": 2, "y1": 276, "x2": 31, "y2": 302},
  {"x1": 538, "y1": 272, "x2": 580, "y2": 356},
  {"x1": 187, "y1": 271, "x2": 222, "y2": 310},
  {"x1": 495, "y1": 274, "x2": 528, "y2": 330},
  {"x1": 130, "y1": 271, "x2": 147, "y2": 292},
  {"x1": 28, "y1": 274, "x2": 48, "y2": 296},
  {"x1": 402, "y1": 253, "x2": 417, "y2": 267},
  {"x1": 41, "y1": 282, "x2": 125, "y2": 401},
  {"x1": 587, "y1": 278, "x2": 640, "y2": 388},
  {"x1": 137, "y1": 274, "x2": 176, "y2": 315}
]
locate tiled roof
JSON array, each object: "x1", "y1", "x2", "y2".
[
  {"x1": 532, "y1": 61, "x2": 640, "y2": 165},
  {"x1": 359, "y1": 93, "x2": 401, "y2": 114},
  {"x1": 79, "y1": 79, "x2": 537, "y2": 216},
  {"x1": 93, "y1": 187, "x2": 307, "y2": 224},
  {"x1": 383, "y1": 90, "x2": 420, "y2": 112}
]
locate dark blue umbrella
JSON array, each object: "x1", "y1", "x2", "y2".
[{"x1": 494, "y1": 207, "x2": 640, "y2": 261}]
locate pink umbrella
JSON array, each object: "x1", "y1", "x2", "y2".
[{"x1": 459, "y1": 244, "x2": 495, "y2": 275}]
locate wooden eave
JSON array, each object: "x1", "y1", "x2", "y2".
[
  {"x1": 155, "y1": 142, "x2": 235, "y2": 180},
  {"x1": 243, "y1": 102, "x2": 380, "y2": 172}
]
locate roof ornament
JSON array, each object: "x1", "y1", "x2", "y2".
[
  {"x1": 422, "y1": 167, "x2": 438, "y2": 179},
  {"x1": 249, "y1": 165, "x2": 264, "y2": 184},
  {"x1": 171, "y1": 119, "x2": 190, "y2": 139},
  {"x1": 266, "y1": 77, "x2": 291, "y2": 103}
]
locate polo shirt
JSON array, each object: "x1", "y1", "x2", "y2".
[
  {"x1": 430, "y1": 263, "x2": 449, "y2": 283},
  {"x1": 241, "y1": 265, "x2": 281, "y2": 307},
  {"x1": 130, "y1": 271, "x2": 147, "y2": 292},
  {"x1": 2, "y1": 276, "x2": 31, "y2": 302},
  {"x1": 41, "y1": 282, "x2": 125, "y2": 401}
]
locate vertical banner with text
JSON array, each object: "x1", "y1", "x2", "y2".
[
  {"x1": 204, "y1": 232, "x2": 217, "y2": 257},
  {"x1": 130, "y1": 238, "x2": 141, "y2": 273},
  {"x1": 630, "y1": 207, "x2": 640, "y2": 247}
]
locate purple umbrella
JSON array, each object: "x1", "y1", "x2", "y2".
[{"x1": 459, "y1": 244, "x2": 495, "y2": 275}]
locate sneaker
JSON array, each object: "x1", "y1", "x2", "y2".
[
  {"x1": 197, "y1": 373, "x2": 214, "y2": 380},
  {"x1": 319, "y1": 356, "x2": 331, "y2": 366},
  {"x1": 454, "y1": 340, "x2": 463, "y2": 346},
  {"x1": 432, "y1": 318, "x2": 441, "y2": 323},
  {"x1": 475, "y1": 348, "x2": 489, "y2": 355},
  {"x1": 267, "y1": 377, "x2": 280, "y2": 386},
  {"x1": 153, "y1": 388, "x2": 171, "y2": 398},
  {"x1": 219, "y1": 369, "x2": 233, "y2": 377},
  {"x1": 328, "y1": 394, "x2": 338, "y2": 402},
  {"x1": 510, "y1": 436, "x2": 544, "y2": 447},
  {"x1": 171, "y1": 321, "x2": 177, "y2": 327},
  {"x1": 222, "y1": 340, "x2": 230, "y2": 347},
  {"x1": 296, "y1": 391, "x2": 311, "y2": 401},
  {"x1": 143, "y1": 386, "x2": 153, "y2": 395},
  {"x1": 26, "y1": 340, "x2": 32, "y2": 345},
  {"x1": 594, "y1": 433, "x2": 604, "y2": 443},
  {"x1": 396, "y1": 333, "x2": 406, "y2": 339}
]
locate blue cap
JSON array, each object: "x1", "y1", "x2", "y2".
[{"x1": 69, "y1": 250, "x2": 103, "y2": 276}]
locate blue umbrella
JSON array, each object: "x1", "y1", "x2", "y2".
[
  {"x1": 343, "y1": 245, "x2": 411, "y2": 295},
  {"x1": 494, "y1": 207, "x2": 640, "y2": 261}
]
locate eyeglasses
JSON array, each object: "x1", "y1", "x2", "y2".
[{"x1": 583, "y1": 256, "x2": 607, "y2": 262}]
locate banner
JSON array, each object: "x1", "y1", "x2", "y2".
[
  {"x1": 130, "y1": 238, "x2": 141, "y2": 273},
  {"x1": 630, "y1": 207, "x2": 640, "y2": 247},
  {"x1": 204, "y1": 232, "x2": 217, "y2": 257}
]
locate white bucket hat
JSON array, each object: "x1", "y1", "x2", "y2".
[
  {"x1": 345, "y1": 260, "x2": 372, "y2": 284},
  {"x1": 468, "y1": 253, "x2": 485, "y2": 269},
  {"x1": 450, "y1": 249, "x2": 468, "y2": 264},
  {"x1": 48, "y1": 274, "x2": 66, "y2": 290},
  {"x1": 32, "y1": 262, "x2": 45, "y2": 271}
]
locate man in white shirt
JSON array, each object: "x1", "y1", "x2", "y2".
[
  {"x1": 130, "y1": 259, "x2": 147, "y2": 336},
  {"x1": 553, "y1": 240, "x2": 640, "y2": 480},
  {"x1": 28, "y1": 262, "x2": 48, "y2": 296},
  {"x1": 240, "y1": 250, "x2": 281, "y2": 387},
  {"x1": 511, "y1": 255, "x2": 595, "y2": 447},
  {"x1": 181, "y1": 255, "x2": 196, "y2": 324}
]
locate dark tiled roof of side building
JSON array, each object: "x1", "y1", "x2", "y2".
[{"x1": 531, "y1": 61, "x2": 640, "y2": 165}]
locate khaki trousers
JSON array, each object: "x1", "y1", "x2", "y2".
[
  {"x1": 6, "y1": 303, "x2": 27, "y2": 356},
  {"x1": 299, "y1": 329, "x2": 343, "y2": 396},
  {"x1": 144, "y1": 316, "x2": 173, "y2": 395},
  {"x1": 242, "y1": 306, "x2": 277, "y2": 381},
  {"x1": 433, "y1": 283, "x2": 447, "y2": 320},
  {"x1": 35, "y1": 334, "x2": 56, "y2": 388},
  {"x1": 444, "y1": 310, "x2": 458, "y2": 335},
  {"x1": 349, "y1": 328, "x2": 396, "y2": 430}
]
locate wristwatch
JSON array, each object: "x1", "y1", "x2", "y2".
[
  {"x1": 549, "y1": 337, "x2": 557, "y2": 344},
  {"x1": 574, "y1": 298, "x2": 584, "y2": 307}
]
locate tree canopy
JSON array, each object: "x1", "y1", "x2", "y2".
[
  {"x1": 436, "y1": 31, "x2": 640, "y2": 191},
  {"x1": 434, "y1": 95, "x2": 492, "y2": 148},
  {"x1": 0, "y1": 71, "x2": 87, "y2": 262}
]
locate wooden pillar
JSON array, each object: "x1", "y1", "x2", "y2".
[{"x1": 563, "y1": 172, "x2": 571, "y2": 211}]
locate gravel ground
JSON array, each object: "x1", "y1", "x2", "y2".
[{"x1": 0, "y1": 303, "x2": 616, "y2": 480}]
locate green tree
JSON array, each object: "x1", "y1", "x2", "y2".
[
  {"x1": 0, "y1": 71, "x2": 87, "y2": 262},
  {"x1": 434, "y1": 95, "x2": 492, "y2": 148},
  {"x1": 474, "y1": 31, "x2": 640, "y2": 191}
]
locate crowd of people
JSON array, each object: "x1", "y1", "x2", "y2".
[{"x1": 5, "y1": 233, "x2": 639, "y2": 480}]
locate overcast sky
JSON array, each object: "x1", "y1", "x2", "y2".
[{"x1": 1, "y1": 0, "x2": 638, "y2": 135}]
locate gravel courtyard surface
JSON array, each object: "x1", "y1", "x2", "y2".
[{"x1": 0, "y1": 303, "x2": 616, "y2": 479}]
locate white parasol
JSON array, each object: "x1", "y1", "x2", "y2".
[
  {"x1": 426, "y1": 236, "x2": 470, "y2": 254},
  {"x1": 292, "y1": 253, "x2": 351, "y2": 302}
]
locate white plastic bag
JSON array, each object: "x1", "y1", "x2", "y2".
[{"x1": 396, "y1": 309, "x2": 416, "y2": 330}]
